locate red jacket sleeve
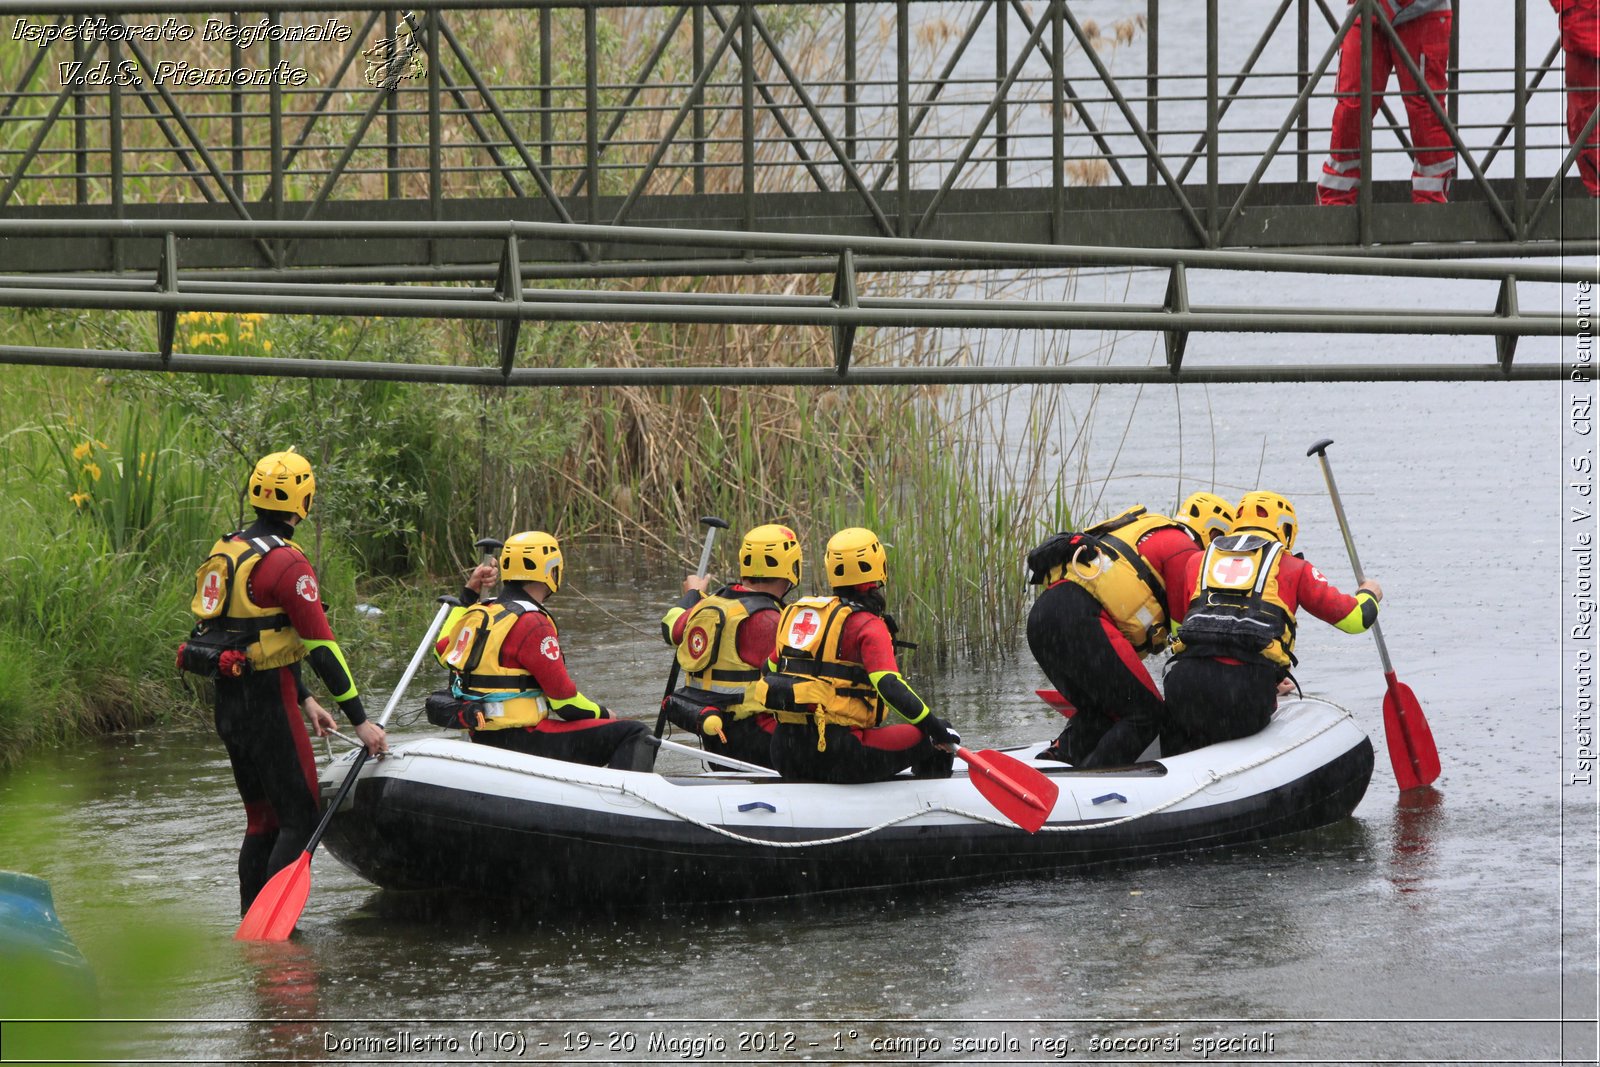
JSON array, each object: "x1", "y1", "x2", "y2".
[
  {"x1": 736, "y1": 609, "x2": 781, "y2": 669},
  {"x1": 1281, "y1": 555, "x2": 1363, "y2": 625},
  {"x1": 250, "y1": 546, "x2": 367, "y2": 724},
  {"x1": 251, "y1": 548, "x2": 335, "y2": 642},
  {"x1": 839, "y1": 612, "x2": 901, "y2": 675},
  {"x1": 501, "y1": 611, "x2": 580, "y2": 702},
  {"x1": 1165, "y1": 548, "x2": 1205, "y2": 623}
]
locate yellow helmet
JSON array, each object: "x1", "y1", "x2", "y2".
[
  {"x1": 248, "y1": 450, "x2": 315, "y2": 518},
  {"x1": 825, "y1": 527, "x2": 887, "y2": 588},
  {"x1": 740, "y1": 523, "x2": 803, "y2": 586},
  {"x1": 1231, "y1": 491, "x2": 1297, "y2": 550},
  {"x1": 1178, "y1": 491, "x2": 1235, "y2": 546},
  {"x1": 500, "y1": 531, "x2": 564, "y2": 593}
]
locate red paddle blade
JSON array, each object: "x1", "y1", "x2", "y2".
[
  {"x1": 1035, "y1": 689, "x2": 1077, "y2": 718},
  {"x1": 1382, "y1": 673, "x2": 1440, "y2": 791},
  {"x1": 234, "y1": 853, "x2": 311, "y2": 942},
  {"x1": 957, "y1": 748, "x2": 1060, "y2": 833}
]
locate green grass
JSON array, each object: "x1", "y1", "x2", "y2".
[{"x1": 0, "y1": 374, "x2": 220, "y2": 760}]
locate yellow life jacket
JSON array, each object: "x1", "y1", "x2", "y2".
[
  {"x1": 437, "y1": 595, "x2": 552, "y2": 729},
  {"x1": 1045, "y1": 506, "x2": 1195, "y2": 655},
  {"x1": 753, "y1": 595, "x2": 882, "y2": 751},
  {"x1": 190, "y1": 532, "x2": 307, "y2": 671},
  {"x1": 675, "y1": 587, "x2": 782, "y2": 717},
  {"x1": 1171, "y1": 533, "x2": 1299, "y2": 669}
]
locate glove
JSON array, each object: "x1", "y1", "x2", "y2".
[{"x1": 921, "y1": 716, "x2": 960, "y2": 749}]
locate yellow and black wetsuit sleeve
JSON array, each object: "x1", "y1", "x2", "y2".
[
  {"x1": 302, "y1": 638, "x2": 367, "y2": 725},
  {"x1": 869, "y1": 669, "x2": 932, "y2": 726},
  {"x1": 1334, "y1": 590, "x2": 1381, "y2": 634},
  {"x1": 548, "y1": 692, "x2": 608, "y2": 720},
  {"x1": 660, "y1": 589, "x2": 705, "y2": 645}
]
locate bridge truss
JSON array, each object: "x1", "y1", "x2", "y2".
[{"x1": 0, "y1": 0, "x2": 1595, "y2": 384}]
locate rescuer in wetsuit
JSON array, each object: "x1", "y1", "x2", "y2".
[
  {"x1": 1025, "y1": 492, "x2": 1231, "y2": 768},
  {"x1": 758, "y1": 527, "x2": 959, "y2": 784},
  {"x1": 181, "y1": 450, "x2": 386, "y2": 915},
  {"x1": 659, "y1": 523, "x2": 802, "y2": 769},
  {"x1": 1163, "y1": 491, "x2": 1383, "y2": 753},
  {"x1": 434, "y1": 531, "x2": 653, "y2": 769}
]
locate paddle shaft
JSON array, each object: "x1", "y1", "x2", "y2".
[
  {"x1": 302, "y1": 599, "x2": 453, "y2": 858},
  {"x1": 1308, "y1": 444, "x2": 1396, "y2": 675},
  {"x1": 693, "y1": 521, "x2": 721, "y2": 581},
  {"x1": 653, "y1": 516, "x2": 728, "y2": 739},
  {"x1": 649, "y1": 734, "x2": 776, "y2": 775}
]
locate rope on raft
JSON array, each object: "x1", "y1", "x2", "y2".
[{"x1": 372, "y1": 704, "x2": 1356, "y2": 848}]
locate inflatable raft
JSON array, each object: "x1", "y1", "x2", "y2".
[{"x1": 319, "y1": 697, "x2": 1373, "y2": 907}]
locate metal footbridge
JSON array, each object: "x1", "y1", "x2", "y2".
[{"x1": 0, "y1": 0, "x2": 1596, "y2": 383}]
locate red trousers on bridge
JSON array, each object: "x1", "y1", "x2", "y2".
[
  {"x1": 1554, "y1": 0, "x2": 1600, "y2": 196},
  {"x1": 1318, "y1": 8, "x2": 1456, "y2": 204}
]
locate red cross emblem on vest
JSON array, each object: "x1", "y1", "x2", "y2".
[
  {"x1": 1211, "y1": 555, "x2": 1256, "y2": 585},
  {"x1": 787, "y1": 608, "x2": 822, "y2": 646},
  {"x1": 200, "y1": 570, "x2": 223, "y2": 613}
]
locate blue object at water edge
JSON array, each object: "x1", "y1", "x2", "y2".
[{"x1": 0, "y1": 869, "x2": 97, "y2": 1014}]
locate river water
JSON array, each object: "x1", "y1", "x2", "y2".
[{"x1": 2, "y1": 3, "x2": 1597, "y2": 1065}]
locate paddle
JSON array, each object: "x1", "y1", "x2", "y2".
[
  {"x1": 234, "y1": 595, "x2": 456, "y2": 942},
  {"x1": 652, "y1": 515, "x2": 729, "y2": 742},
  {"x1": 1035, "y1": 688, "x2": 1077, "y2": 717},
  {"x1": 953, "y1": 747, "x2": 1060, "y2": 833},
  {"x1": 648, "y1": 733, "x2": 777, "y2": 775},
  {"x1": 1307, "y1": 439, "x2": 1441, "y2": 792}
]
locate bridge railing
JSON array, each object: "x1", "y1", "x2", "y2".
[
  {"x1": 0, "y1": 216, "x2": 1589, "y2": 386},
  {"x1": 0, "y1": 0, "x2": 1588, "y2": 257}
]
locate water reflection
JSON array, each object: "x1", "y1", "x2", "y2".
[
  {"x1": 240, "y1": 941, "x2": 326, "y2": 1062},
  {"x1": 1386, "y1": 786, "x2": 1445, "y2": 900}
]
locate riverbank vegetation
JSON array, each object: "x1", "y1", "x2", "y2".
[{"x1": 0, "y1": 295, "x2": 1089, "y2": 765}]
